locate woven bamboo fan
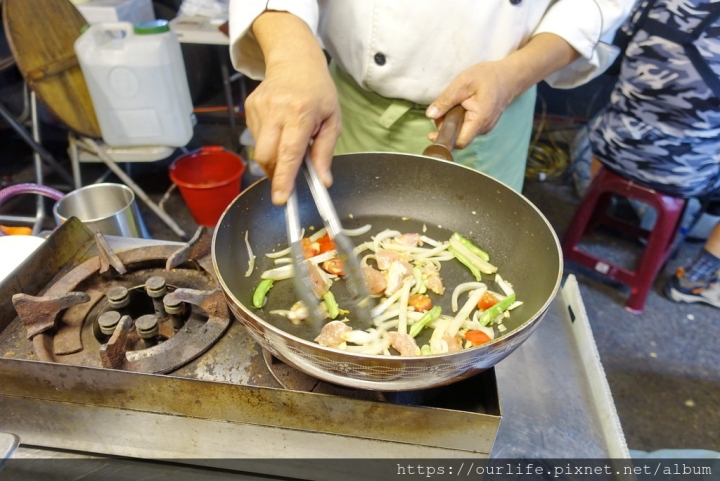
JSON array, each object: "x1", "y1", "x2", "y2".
[{"x1": 3, "y1": 0, "x2": 101, "y2": 138}]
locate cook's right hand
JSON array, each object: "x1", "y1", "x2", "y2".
[{"x1": 246, "y1": 12, "x2": 341, "y2": 206}]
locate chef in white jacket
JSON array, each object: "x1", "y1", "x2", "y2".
[{"x1": 229, "y1": 0, "x2": 634, "y2": 205}]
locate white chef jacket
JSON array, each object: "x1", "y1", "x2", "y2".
[{"x1": 229, "y1": 0, "x2": 634, "y2": 106}]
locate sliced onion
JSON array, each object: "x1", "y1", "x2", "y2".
[
  {"x1": 261, "y1": 264, "x2": 293, "y2": 281},
  {"x1": 344, "y1": 339, "x2": 390, "y2": 355},
  {"x1": 469, "y1": 312, "x2": 496, "y2": 340},
  {"x1": 425, "y1": 255, "x2": 454, "y2": 262},
  {"x1": 342, "y1": 329, "x2": 381, "y2": 345},
  {"x1": 361, "y1": 254, "x2": 376, "y2": 267},
  {"x1": 495, "y1": 274, "x2": 515, "y2": 297},
  {"x1": 371, "y1": 284, "x2": 406, "y2": 317},
  {"x1": 375, "y1": 319, "x2": 399, "y2": 332},
  {"x1": 397, "y1": 277, "x2": 414, "y2": 335},
  {"x1": 420, "y1": 235, "x2": 441, "y2": 246},
  {"x1": 447, "y1": 287, "x2": 487, "y2": 338},
  {"x1": 266, "y1": 246, "x2": 291, "y2": 259},
  {"x1": 244, "y1": 230, "x2": 255, "y2": 277},
  {"x1": 373, "y1": 229, "x2": 401, "y2": 251},
  {"x1": 373, "y1": 308, "x2": 401, "y2": 325},
  {"x1": 307, "y1": 250, "x2": 338, "y2": 264},
  {"x1": 308, "y1": 227, "x2": 327, "y2": 242},
  {"x1": 412, "y1": 242, "x2": 451, "y2": 259},
  {"x1": 343, "y1": 224, "x2": 372, "y2": 236},
  {"x1": 430, "y1": 319, "x2": 451, "y2": 354},
  {"x1": 355, "y1": 241, "x2": 375, "y2": 255},
  {"x1": 452, "y1": 282, "x2": 486, "y2": 312}
]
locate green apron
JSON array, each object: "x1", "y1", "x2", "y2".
[{"x1": 331, "y1": 62, "x2": 535, "y2": 192}]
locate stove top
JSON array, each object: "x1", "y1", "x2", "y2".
[{"x1": 0, "y1": 219, "x2": 501, "y2": 461}]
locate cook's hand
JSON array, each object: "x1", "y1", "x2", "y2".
[
  {"x1": 247, "y1": 12, "x2": 341, "y2": 205},
  {"x1": 425, "y1": 33, "x2": 580, "y2": 148},
  {"x1": 425, "y1": 60, "x2": 518, "y2": 149}
]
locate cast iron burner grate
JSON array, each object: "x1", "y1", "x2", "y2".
[{"x1": 10, "y1": 228, "x2": 231, "y2": 374}]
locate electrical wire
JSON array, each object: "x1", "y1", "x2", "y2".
[{"x1": 525, "y1": 96, "x2": 578, "y2": 182}]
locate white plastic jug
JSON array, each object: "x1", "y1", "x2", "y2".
[{"x1": 74, "y1": 20, "x2": 194, "y2": 147}]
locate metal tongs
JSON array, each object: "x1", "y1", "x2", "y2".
[{"x1": 285, "y1": 153, "x2": 374, "y2": 331}]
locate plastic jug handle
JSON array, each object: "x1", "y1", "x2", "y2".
[{"x1": 94, "y1": 22, "x2": 135, "y2": 39}]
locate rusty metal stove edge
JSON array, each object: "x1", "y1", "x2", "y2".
[
  {"x1": 0, "y1": 219, "x2": 96, "y2": 334},
  {"x1": 0, "y1": 357, "x2": 500, "y2": 455}
]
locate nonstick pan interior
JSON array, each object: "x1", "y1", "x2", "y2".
[{"x1": 214, "y1": 153, "x2": 562, "y2": 348}]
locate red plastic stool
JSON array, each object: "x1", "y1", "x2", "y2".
[{"x1": 562, "y1": 168, "x2": 686, "y2": 313}]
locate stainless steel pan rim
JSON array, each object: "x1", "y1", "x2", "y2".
[{"x1": 212, "y1": 153, "x2": 563, "y2": 391}]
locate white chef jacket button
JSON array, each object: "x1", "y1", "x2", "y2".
[
  {"x1": 510, "y1": 0, "x2": 522, "y2": 4},
  {"x1": 374, "y1": 52, "x2": 386, "y2": 66}
]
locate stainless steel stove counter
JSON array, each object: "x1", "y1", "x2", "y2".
[{"x1": 0, "y1": 220, "x2": 628, "y2": 479}]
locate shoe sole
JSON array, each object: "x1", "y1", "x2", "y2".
[{"x1": 667, "y1": 286, "x2": 720, "y2": 308}]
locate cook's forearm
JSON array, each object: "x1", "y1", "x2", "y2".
[
  {"x1": 252, "y1": 11, "x2": 328, "y2": 72},
  {"x1": 502, "y1": 33, "x2": 581, "y2": 98}
]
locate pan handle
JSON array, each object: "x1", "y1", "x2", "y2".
[{"x1": 421, "y1": 105, "x2": 466, "y2": 162}]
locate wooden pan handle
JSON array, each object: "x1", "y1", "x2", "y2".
[{"x1": 421, "y1": 105, "x2": 466, "y2": 162}]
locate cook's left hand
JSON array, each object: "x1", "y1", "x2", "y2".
[
  {"x1": 425, "y1": 33, "x2": 580, "y2": 148},
  {"x1": 425, "y1": 59, "x2": 520, "y2": 149}
]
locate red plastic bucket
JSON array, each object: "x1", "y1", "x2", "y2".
[{"x1": 169, "y1": 146, "x2": 245, "y2": 227}]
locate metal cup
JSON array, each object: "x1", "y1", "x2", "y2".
[{"x1": 53, "y1": 183, "x2": 149, "y2": 238}]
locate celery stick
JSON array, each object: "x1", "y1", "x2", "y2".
[
  {"x1": 323, "y1": 291, "x2": 339, "y2": 319},
  {"x1": 409, "y1": 306, "x2": 442, "y2": 338},
  {"x1": 448, "y1": 246, "x2": 482, "y2": 281},
  {"x1": 452, "y1": 233, "x2": 490, "y2": 261},
  {"x1": 252, "y1": 279, "x2": 274, "y2": 308},
  {"x1": 478, "y1": 294, "x2": 516, "y2": 326}
]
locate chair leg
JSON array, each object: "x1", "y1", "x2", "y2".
[
  {"x1": 78, "y1": 137, "x2": 189, "y2": 240},
  {"x1": 625, "y1": 197, "x2": 686, "y2": 313},
  {"x1": 68, "y1": 133, "x2": 83, "y2": 190},
  {"x1": 562, "y1": 169, "x2": 608, "y2": 255},
  {"x1": 0, "y1": 93, "x2": 47, "y2": 231},
  {"x1": 29, "y1": 92, "x2": 45, "y2": 235},
  {"x1": 0, "y1": 91, "x2": 75, "y2": 187}
]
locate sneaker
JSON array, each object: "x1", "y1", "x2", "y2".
[{"x1": 664, "y1": 268, "x2": 720, "y2": 308}]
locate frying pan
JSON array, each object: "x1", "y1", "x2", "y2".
[{"x1": 212, "y1": 109, "x2": 562, "y2": 391}]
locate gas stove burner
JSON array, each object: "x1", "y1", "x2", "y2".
[
  {"x1": 261, "y1": 348, "x2": 451, "y2": 405},
  {"x1": 261, "y1": 348, "x2": 387, "y2": 402},
  {"x1": 11, "y1": 228, "x2": 232, "y2": 374}
]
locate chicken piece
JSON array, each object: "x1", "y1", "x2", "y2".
[
  {"x1": 322, "y1": 258, "x2": 345, "y2": 276},
  {"x1": 443, "y1": 334, "x2": 463, "y2": 353},
  {"x1": 375, "y1": 249, "x2": 407, "y2": 270},
  {"x1": 362, "y1": 266, "x2": 387, "y2": 295},
  {"x1": 384, "y1": 260, "x2": 412, "y2": 296},
  {"x1": 422, "y1": 263, "x2": 445, "y2": 295},
  {"x1": 314, "y1": 320, "x2": 351, "y2": 347},
  {"x1": 287, "y1": 301, "x2": 308, "y2": 325},
  {"x1": 287, "y1": 301, "x2": 328, "y2": 325},
  {"x1": 307, "y1": 262, "x2": 329, "y2": 298},
  {"x1": 301, "y1": 238, "x2": 320, "y2": 259},
  {"x1": 387, "y1": 332, "x2": 420, "y2": 357},
  {"x1": 393, "y1": 233, "x2": 421, "y2": 247}
]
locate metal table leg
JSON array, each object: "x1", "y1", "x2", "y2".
[{"x1": 220, "y1": 53, "x2": 240, "y2": 153}]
